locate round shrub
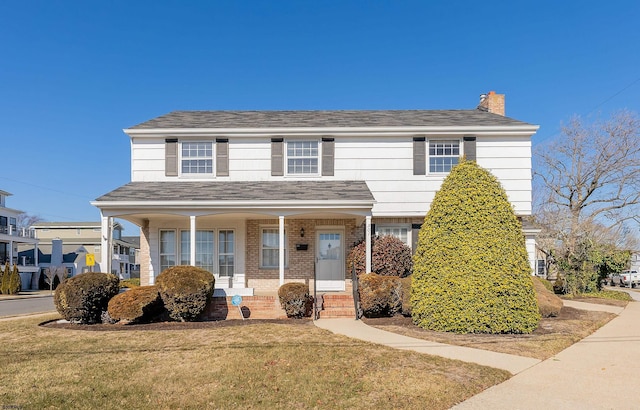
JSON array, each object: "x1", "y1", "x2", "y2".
[
  {"x1": 533, "y1": 277, "x2": 563, "y2": 318},
  {"x1": 358, "y1": 273, "x2": 402, "y2": 318},
  {"x1": 107, "y1": 286, "x2": 164, "y2": 323},
  {"x1": 278, "y1": 282, "x2": 313, "y2": 318},
  {"x1": 347, "y1": 235, "x2": 413, "y2": 277},
  {"x1": 54, "y1": 272, "x2": 120, "y2": 324},
  {"x1": 412, "y1": 160, "x2": 540, "y2": 334},
  {"x1": 155, "y1": 265, "x2": 215, "y2": 322}
]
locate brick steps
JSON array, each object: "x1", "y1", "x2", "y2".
[{"x1": 317, "y1": 294, "x2": 356, "y2": 318}]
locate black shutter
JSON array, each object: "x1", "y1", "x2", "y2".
[
  {"x1": 411, "y1": 223, "x2": 422, "y2": 254},
  {"x1": 413, "y1": 137, "x2": 426, "y2": 175},
  {"x1": 271, "y1": 138, "x2": 284, "y2": 176},
  {"x1": 216, "y1": 138, "x2": 229, "y2": 176},
  {"x1": 463, "y1": 135, "x2": 477, "y2": 161},
  {"x1": 321, "y1": 137, "x2": 335, "y2": 176},
  {"x1": 165, "y1": 138, "x2": 178, "y2": 177}
]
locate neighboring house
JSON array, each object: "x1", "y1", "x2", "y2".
[
  {"x1": 93, "y1": 91, "x2": 540, "y2": 296},
  {"x1": 0, "y1": 190, "x2": 39, "y2": 289},
  {"x1": 29, "y1": 221, "x2": 139, "y2": 279}
]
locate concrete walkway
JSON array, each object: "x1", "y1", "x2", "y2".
[
  {"x1": 315, "y1": 317, "x2": 540, "y2": 374},
  {"x1": 315, "y1": 293, "x2": 640, "y2": 409}
]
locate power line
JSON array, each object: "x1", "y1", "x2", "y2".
[{"x1": 0, "y1": 176, "x2": 93, "y2": 200}]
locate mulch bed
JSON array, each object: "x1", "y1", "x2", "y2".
[{"x1": 40, "y1": 318, "x2": 313, "y2": 331}]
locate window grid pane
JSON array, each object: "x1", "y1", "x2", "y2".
[
  {"x1": 287, "y1": 141, "x2": 319, "y2": 174},
  {"x1": 160, "y1": 230, "x2": 176, "y2": 272},
  {"x1": 262, "y1": 228, "x2": 286, "y2": 268},
  {"x1": 218, "y1": 230, "x2": 235, "y2": 277},
  {"x1": 182, "y1": 142, "x2": 213, "y2": 174},
  {"x1": 429, "y1": 140, "x2": 460, "y2": 173}
]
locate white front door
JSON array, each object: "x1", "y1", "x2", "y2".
[{"x1": 316, "y1": 230, "x2": 345, "y2": 291}]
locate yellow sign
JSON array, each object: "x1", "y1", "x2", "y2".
[{"x1": 86, "y1": 253, "x2": 95, "y2": 266}]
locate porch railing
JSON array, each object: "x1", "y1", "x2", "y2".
[{"x1": 0, "y1": 226, "x2": 37, "y2": 239}]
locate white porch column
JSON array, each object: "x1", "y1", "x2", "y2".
[
  {"x1": 279, "y1": 215, "x2": 285, "y2": 286},
  {"x1": 190, "y1": 215, "x2": 196, "y2": 266},
  {"x1": 365, "y1": 215, "x2": 372, "y2": 273},
  {"x1": 101, "y1": 213, "x2": 112, "y2": 274}
]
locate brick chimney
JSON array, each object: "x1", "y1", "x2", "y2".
[{"x1": 477, "y1": 91, "x2": 505, "y2": 116}]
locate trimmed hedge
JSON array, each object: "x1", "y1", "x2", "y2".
[
  {"x1": 533, "y1": 277, "x2": 563, "y2": 318},
  {"x1": 156, "y1": 265, "x2": 215, "y2": 322},
  {"x1": 411, "y1": 160, "x2": 540, "y2": 334},
  {"x1": 400, "y1": 276, "x2": 412, "y2": 317},
  {"x1": 347, "y1": 235, "x2": 413, "y2": 277},
  {"x1": 358, "y1": 273, "x2": 402, "y2": 318},
  {"x1": 278, "y1": 283, "x2": 313, "y2": 318},
  {"x1": 54, "y1": 272, "x2": 120, "y2": 324},
  {"x1": 107, "y1": 286, "x2": 164, "y2": 323}
]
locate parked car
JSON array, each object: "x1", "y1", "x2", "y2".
[
  {"x1": 607, "y1": 272, "x2": 622, "y2": 286},
  {"x1": 619, "y1": 270, "x2": 640, "y2": 288}
]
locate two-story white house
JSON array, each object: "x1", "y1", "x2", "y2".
[{"x1": 93, "y1": 92, "x2": 539, "y2": 297}]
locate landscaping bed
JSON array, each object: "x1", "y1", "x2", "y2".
[{"x1": 364, "y1": 305, "x2": 617, "y2": 360}]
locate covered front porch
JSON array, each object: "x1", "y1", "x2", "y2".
[{"x1": 92, "y1": 181, "x2": 376, "y2": 296}]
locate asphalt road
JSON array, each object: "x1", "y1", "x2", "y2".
[{"x1": 0, "y1": 295, "x2": 55, "y2": 317}]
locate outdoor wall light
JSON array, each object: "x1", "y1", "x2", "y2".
[{"x1": 300, "y1": 227, "x2": 305, "y2": 237}]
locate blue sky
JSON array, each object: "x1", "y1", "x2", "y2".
[{"x1": 1, "y1": 1, "x2": 639, "y2": 234}]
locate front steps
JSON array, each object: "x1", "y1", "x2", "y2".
[{"x1": 316, "y1": 293, "x2": 356, "y2": 318}]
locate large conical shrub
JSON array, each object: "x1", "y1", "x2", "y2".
[{"x1": 411, "y1": 160, "x2": 539, "y2": 334}]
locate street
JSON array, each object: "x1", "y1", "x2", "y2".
[{"x1": 0, "y1": 295, "x2": 55, "y2": 318}]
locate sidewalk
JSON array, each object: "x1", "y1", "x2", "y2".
[
  {"x1": 454, "y1": 293, "x2": 640, "y2": 409},
  {"x1": 0, "y1": 290, "x2": 53, "y2": 300},
  {"x1": 315, "y1": 294, "x2": 640, "y2": 409}
]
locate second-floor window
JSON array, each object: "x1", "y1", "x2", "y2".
[
  {"x1": 429, "y1": 140, "x2": 459, "y2": 173},
  {"x1": 287, "y1": 141, "x2": 318, "y2": 175},
  {"x1": 182, "y1": 142, "x2": 213, "y2": 174}
]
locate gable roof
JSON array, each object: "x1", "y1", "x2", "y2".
[
  {"x1": 128, "y1": 109, "x2": 533, "y2": 129},
  {"x1": 95, "y1": 181, "x2": 374, "y2": 203}
]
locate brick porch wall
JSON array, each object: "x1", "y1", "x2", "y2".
[
  {"x1": 246, "y1": 218, "x2": 358, "y2": 292},
  {"x1": 203, "y1": 296, "x2": 288, "y2": 320}
]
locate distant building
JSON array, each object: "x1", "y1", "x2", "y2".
[
  {"x1": 29, "y1": 221, "x2": 139, "y2": 279},
  {"x1": 0, "y1": 190, "x2": 39, "y2": 289}
]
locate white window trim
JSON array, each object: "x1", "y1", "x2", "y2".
[
  {"x1": 375, "y1": 224, "x2": 412, "y2": 247},
  {"x1": 159, "y1": 229, "x2": 177, "y2": 272},
  {"x1": 218, "y1": 229, "x2": 235, "y2": 277},
  {"x1": 179, "y1": 141, "x2": 216, "y2": 178},
  {"x1": 427, "y1": 138, "x2": 461, "y2": 174},
  {"x1": 260, "y1": 226, "x2": 288, "y2": 269},
  {"x1": 285, "y1": 139, "x2": 321, "y2": 177}
]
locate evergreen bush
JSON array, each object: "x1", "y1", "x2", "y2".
[
  {"x1": 411, "y1": 160, "x2": 540, "y2": 334},
  {"x1": 107, "y1": 285, "x2": 163, "y2": 323},
  {"x1": 347, "y1": 235, "x2": 413, "y2": 277},
  {"x1": 7, "y1": 264, "x2": 21, "y2": 295},
  {"x1": 54, "y1": 272, "x2": 120, "y2": 324},
  {"x1": 358, "y1": 273, "x2": 402, "y2": 317},
  {"x1": 0, "y1": 262, "x2": 9, "y2": 294},
  {"x1": 277, "y1": 282, "x2": 313, "y2": 318},
  {"x1": 156, "y1": 265, "x2": 215, "y2": 322}
]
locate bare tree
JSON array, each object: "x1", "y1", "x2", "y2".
[
  {"x1": 17, "y1": 213, "x2": 43, "y2": 231},
  {"x1": 45, "y1": 265, "x2": 67, "y2": 293},
  {"x1": 534, "y1": 110, "x2": 640, "y2": 292}
]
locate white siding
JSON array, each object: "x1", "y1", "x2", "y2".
[{"x1": 129, "y1": 133, "x2": 533, "y2": 216}]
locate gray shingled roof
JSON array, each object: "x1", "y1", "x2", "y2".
[
  {"x1": 96, "y1": 181, "x2": 374, "y2": 203},
  {"x1": 129, "y1": 110, "x2": 532, "y2": 129}
]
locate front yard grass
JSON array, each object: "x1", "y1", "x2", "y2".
[{"x1": 0, "y1": 314, "x2": 508, "y2": 410}]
